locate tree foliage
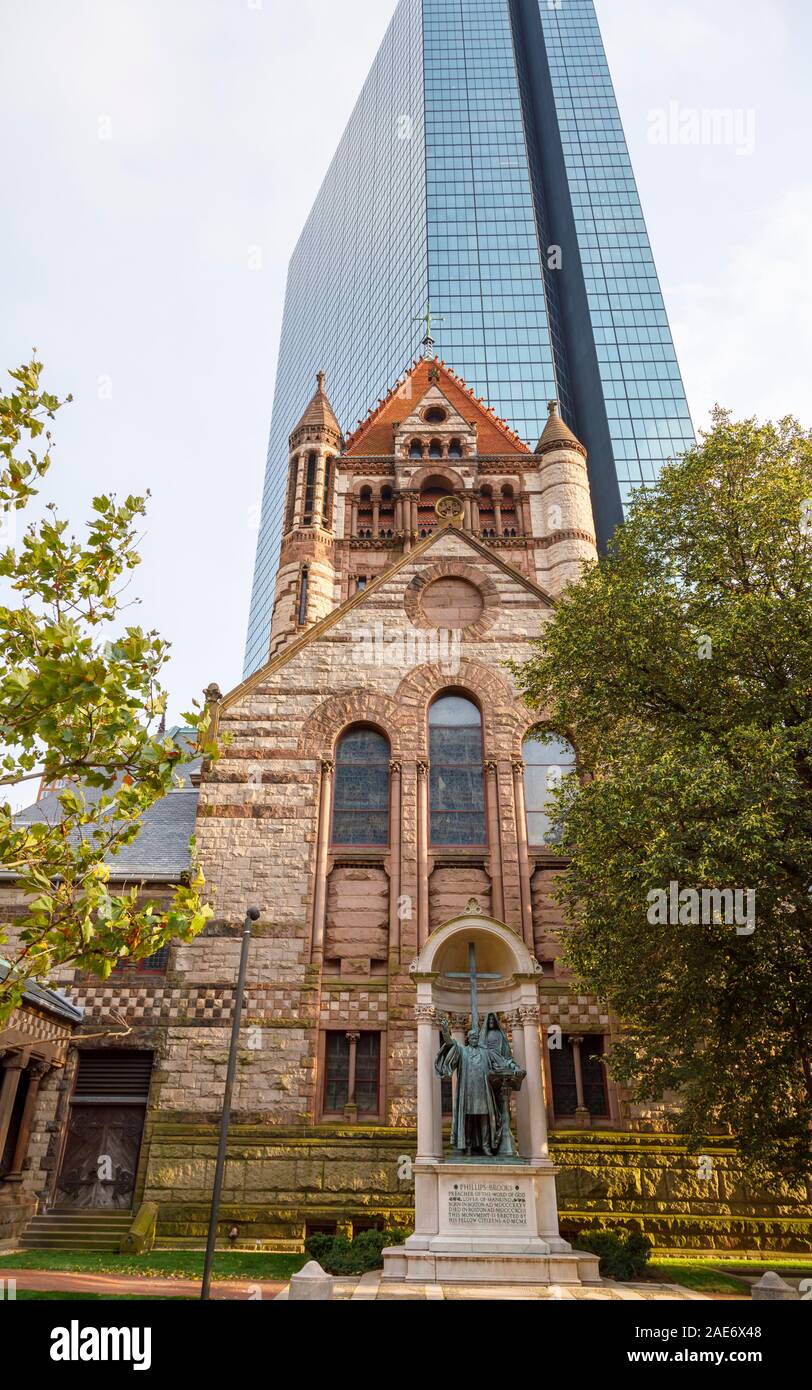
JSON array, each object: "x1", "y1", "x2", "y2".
[
  {"x1": 0, "y1": 358, "x2": 213, "y2": 1022},
  {"x1": 511, "y1": 409, "x2": 812, "y2": 1180}
]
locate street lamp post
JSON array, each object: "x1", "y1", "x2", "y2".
[{"x1": 200, "y1": 906, "x2": 260, "y2": 1301}]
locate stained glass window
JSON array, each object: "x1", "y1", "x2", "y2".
[
  {"x1": 354, "y1": 1033, "x2": 381, "y2": 1113},
  {"x1": 331, "y1": 727, "x2": 390, "y2": 846},
  {"x1": 429, "y1": 694, "x2": 485, "y2": 846},
  {"x1": 324, "y1": 1033, "x2": 350, "y2": 1112},
  {"x1": 523, "y1": 735, "x2": 576, "y2": 845}
]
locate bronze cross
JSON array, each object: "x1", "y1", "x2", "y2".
[{"x1": 446, "y1": 942, "x2": 499, "y2": 1034}]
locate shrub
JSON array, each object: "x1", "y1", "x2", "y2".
[
  {"x1": 303, "y1": 1227, "x2": 408, "y2": 1275},
  {"x1": 574, "y1": 1226, "x2": 652, "y2": 1281}
]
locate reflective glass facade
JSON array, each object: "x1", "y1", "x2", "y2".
[
  {"x1": 244, "y1": 0, "x2": 693, "y2": 675},
  {"x1": 536, "y1": 0, "x2": 694, "y2": 506},
  {"x1": 244, "y1": 0, "x2": 427, "y2": 674}
]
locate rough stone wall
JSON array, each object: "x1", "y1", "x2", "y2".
[
  {"x1": 137, "y1": 1122, "x2": 812, "y2": 1255},
  {"x1": 325, "y1": 866, "x2": 388, "y2": 967},
  {"x1": 429, "y1": 865, "x2": 492, "y2": 928}
]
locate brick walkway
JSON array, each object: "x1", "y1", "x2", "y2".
[{"x1": 0, "y1": 1268, "x2": 285, "y2": 1300}]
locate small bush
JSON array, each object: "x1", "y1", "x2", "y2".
[
  {"x1": 303, "y1": 1227, "x2": 407, "y2": 1275},
  {"x1": 302, "y1": 1233, "x2": 336, "y2": 1266},
  {"x1": 575, "y1": 1226, "x2": 652, "y2": 1281}
]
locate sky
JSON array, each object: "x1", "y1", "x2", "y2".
[{"x1": 0, "y1": 0, "x2": 809, "y2": 801}]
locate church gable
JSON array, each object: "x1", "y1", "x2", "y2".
[
  {"x1": 216, "y1": 523, "x2": 554, "y2": 729},
  {"x1": 344, "y1": 358, "x2": 530, "y2": 457}
]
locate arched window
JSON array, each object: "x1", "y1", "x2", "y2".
[
  {"x1": 501, "y1": 484, "x2": 518, "y2": 536},
  {"x1": 322, "y1": 455, "x2": 335, "y2": 529},
  {"x1": 297, "y1": 568, "x2": 309, "y2": 627},
  {"x1": 428, "y1": 438, "x2": 443, "y2": 459},
  {"x1": 331, "y1": 727, "x2": 390, "y2": 846},
  {"x1": 379, "y1": 485, "x2": 395, "y2": 537},
  {"x1": 409, "y1": 439, "x2": 423, "y2": 459},
  {"x1": 523, "y1": 735, "x2": 576, "y2": 845},
  {"x1": 479, "y1": 485, "x2": 495, "y2": 537},
  {"x1": 418, "y1": 476, "x2": 452, "y2": 536},
  {"x1": 284, "y1": 457, "x2": 298, "y2": 532},
  {"x1": 302, "y1": 453, "x2": 317, "y2": 525},
  {"x1": 357, "y1": 486, "x2": 373, "y2": 538},
  {"x1": 429, "y1": 695, "x2": 486, "y2": 846},
  {"x1": 448, "y1": 438, "x2": 462, "y2": 458}
]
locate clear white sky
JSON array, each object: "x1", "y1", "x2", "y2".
[{"x1": 0, "y1": 0, "x2": 809, "y2": 777}]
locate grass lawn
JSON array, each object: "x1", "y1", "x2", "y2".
[
  {"x1": 649, "y1": 1261, "x2": 750, "y2": 1295},
  {"x1": 0, "y1": 1250, "x2": 304, "y2": 1282},
  {"x1": 714, "y1": 1259, "x2": 812, "y2": 1275},
  {"x1": 11, "y1": 1290, "x2": 192, "y2": 1302}
]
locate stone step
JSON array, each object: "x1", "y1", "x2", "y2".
[
  {"x1": 20, "y1": 1209, "x2": 134, "y2": 1251},
  {"x1": 19, "y1": 1236, "x2": 125, "y2": 1251},
  {"x1": 26, "y1": 1217, "x2": 132, "y2": 1228}
]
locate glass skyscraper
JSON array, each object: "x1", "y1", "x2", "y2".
[{"x1": 244, "y1": 0, "x2": 693, "y2": 676}]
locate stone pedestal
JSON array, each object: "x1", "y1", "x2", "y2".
[{"x1": 382, "y1": 1159, "x2": 600, "y2": 1286}]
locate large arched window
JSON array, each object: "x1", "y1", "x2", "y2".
[
  {"x1": 523, "y1": 735, "x2": 576, "y2": 846},
  {"x1": 429, "y1": 695, "x2": 486, "y2": 846},
  {"x1": 331, "y1": 727, "x2": 390, "y2": 846}
]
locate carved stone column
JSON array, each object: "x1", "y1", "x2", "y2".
[
  {"x1": 350, "y1": 495, "x2": 359, "y2": 538},
  {"x1": 7, "y1": 1060, "x2": 48, "y2": 1178},
  {"x1": 310, "y1": 758, "x2": 334, "y2": 962},
  {"x1": 520, "y1": 1004, "x2": 549, "y2": 1161},
  {"x1": 484, "y1": 760, "x2": 505, "y2": 922},
  {"x1": 569, "y1": 1035, "x2": 591, "y2": 1128},
  {"x1": 415, "y1": 1004, "x2": 441, "y2": 1163},
  {"x1": 0, "y1": 1053, "x2": 27, "y2": 1158},
  {"x1": 512, "y1": 758, "x2": 534, "y2": 948},
  {"x1": 372, "y1": 499, "x2": 380, "y2": 538},
  {"x1": 343, "y1": 1031, "x2": 361, "y2": 1120},
  {"x1": 416, "y1": 760, "x2": 430, "y2": 950},
  {"x1": 388, "y1": 760, "x2": 402, "y2": 961}
]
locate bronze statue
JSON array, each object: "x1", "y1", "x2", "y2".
[{"x1": 436, "y1": 1012, "x2": 525, "y2": 1158}]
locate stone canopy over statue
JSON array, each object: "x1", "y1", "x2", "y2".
[{"x1": 436, "y1": 1011, "x2": 526, "y2": 1158}]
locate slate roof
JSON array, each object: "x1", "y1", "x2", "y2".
[
  {"x1": 11, "y1": 728, "x2": 200, "y2": 881},
  {"x1": 0, "y1": 959, "x2": 84, "y2": 1023}
]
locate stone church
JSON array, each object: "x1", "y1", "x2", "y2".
[{"x1": 1, "y1": 360, "x2": 809, "y2": 1254}]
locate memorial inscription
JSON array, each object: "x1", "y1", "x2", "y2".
[{"x1": 447, "y1": 1180, "x2": 528, "y2": 1227}]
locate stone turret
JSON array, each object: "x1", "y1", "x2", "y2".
[
  {"x1": 268, "y1": 373, "x2": 343, "y2": 657},
  {"x1": 535, "y1": 401, "x2": 597, "y2": 598}
]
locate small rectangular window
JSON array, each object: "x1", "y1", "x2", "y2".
[{"x1": 323, "y1": 1031, "x2": 381, "y2": 1117}]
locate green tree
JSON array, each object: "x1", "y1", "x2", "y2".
[
  {"x1": 0, "y1": 357, "x2": 213, "y2": 1023},
  {"x1": 511, "y1": 409, "x2": 812, "y2": 1180}
]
